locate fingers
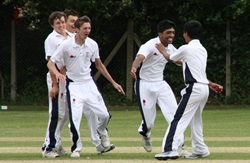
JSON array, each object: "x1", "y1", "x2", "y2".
[
  {"x1": 50, "y1": 90, "x2": 57, "y2": 98},
  {"x1": 210, "y1": 85, "x2": 223, "y2": 93},
  {"x1": 118, "y1": 86, "x2": 125, "y2": 95},
  {"x1": 130, "y1": 72, "x2": 137, "y2": 80},
  {"x1": 130, "y1": 68, "x2": 137, "y2": 80},
  {"x1": 57, "y1": 74, "x2": 66, "y2": 84}
]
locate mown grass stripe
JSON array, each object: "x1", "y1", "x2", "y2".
[
  {"x1": 0, "y1": 153, "x2": 250, "y2": 161},
  {"x1": 0, "y1": 147, "x2": 250, "y2": 153},
  {"x1": 0, "y1": 137, "x2": 250, "y2": 141}
]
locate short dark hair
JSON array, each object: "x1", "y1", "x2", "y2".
[
  {"x1": 157, "y1": 20, "x2": 176, "y2": 33},
  {"x1": 64, "y1": 9, "x2": 79, "y2": 18},
  {"x1": 74, "y1": 16, "x2": 91, "y2": 29},
  {"x1": 184, "y1": 20, "x2": 202, "y2": 39},
  {"x1": 48, "y1": 11, "x2": 66, "y2": 26}
]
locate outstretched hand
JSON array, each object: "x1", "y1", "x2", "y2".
[
  {"x1": 209, "y1": 82, "x2": 223, "y2": 93},
  {"x1": 113, "y1": 82, "x2": 125, "y2": 95}
]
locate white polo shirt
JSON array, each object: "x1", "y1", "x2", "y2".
[
  {"x1": 170, "y1": 39, "x2": 209, "y2": 84},
  {"x1": 44, "y1": 30, "x2": 72, "y2": 69},
  {"x1": 136, "y1": 37, "x2": 177, "y2": 82},
  {"x1": 51, "y1": 37, "x2": 99, "y2": 82}
]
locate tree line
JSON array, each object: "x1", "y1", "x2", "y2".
[{"x1": 1, "y1": 0, "x2": 249, "y2": 105}]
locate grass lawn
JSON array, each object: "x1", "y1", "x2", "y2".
[{"x1": 0, "y1": 105, "x2": 250, "y2": 162}]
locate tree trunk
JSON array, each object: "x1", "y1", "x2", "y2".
[
  {"x1": 11, "y1": 19, "x2": 17, "y2": 102},
  {"x1": 126, "y1": 19, "x2": 134, "y2": 101},
  {"x1": 225, "y1": 20, "x2": 231, "y2": 97}
]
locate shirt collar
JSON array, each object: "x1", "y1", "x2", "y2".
[
  {"x1": 72, "y1": 36, "x2": 90, "y2": 48},
  {"x1": 189, "y1": 39, "x2": 200, "y2": 44},
  {"x1": 52, "y1": 30, "x2": 71, "y2": 38}
]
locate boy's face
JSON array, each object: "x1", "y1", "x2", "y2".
[
  {"x1": 159, "y1": 27, "x2": 175, "y2": 46},
  {"x1": 52, "y1": 16, "x2": 66, "y2": 35},
  {"x1": 66, "y1": 15, "x2": 78, "y2": 33},
  {"x1": 77, "y1": 22, "x2": 91, "y2": 40}
]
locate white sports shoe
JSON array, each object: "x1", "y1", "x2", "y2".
[
  {"x1": 56, "y1": 146, "x2": 67, "y2": 156},
  {"x1": 178, "y1": 146, "x2": 192, "y2": 158},
  {"x1": 71, "y1": 151, "x2": 80, "y2": 158},
  {"x1": 142, "y1": 136, "x2": 152, "y2": 152},
  {"x1": 96, "y1": 144, "x2": 115, "y2": 155},
  {"x1": 186, "y1": 151, "x2": 210, "y2": 158},
  {"x1": 101, "y1": 134, "x2": 111, "y2": 148},
  {"x1": 155, "y1": 150, "x2": 179, "y2": 160},
  {"x1": 43, "y1": 150, "x2": 59, "y2": 158}
]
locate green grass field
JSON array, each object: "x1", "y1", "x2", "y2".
[{"x1": 0, "y1": 105, "x2": 250, "y2": 162}]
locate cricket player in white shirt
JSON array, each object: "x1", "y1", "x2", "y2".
[
  {"x1": 154, "y1": 20, "x2": 223, "y2": 160},
  {"x1": 47, "y1": 15, "x2": 125, "y2": 158},
  {"x1": 43, "y1": 11, "x2": 72, "y2": 158},
  {"x1": 130, "y1": 20, "x2": 188, "y2": 157}
]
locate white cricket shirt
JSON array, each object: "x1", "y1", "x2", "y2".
[
  {"x1": 45, "y1": 30, "x2": 73, "y2": 82},
  {"x1": 170, "y1": 39, "x2": 209, "y2": 84},
  {"x1": 136, "y1": 37, "x2": 177, "y2": 81},
  {"x1": 51, "y1": 37, "x2": 99, "y2": 82}
]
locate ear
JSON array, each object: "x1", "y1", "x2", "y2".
[{"x1": 158, "y1": 32, "x2": 163, "y2": 37}]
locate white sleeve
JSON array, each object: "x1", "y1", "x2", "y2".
[
  {"x1": 169, "y1": 45, "x2": 186, "y2": 61},
  {"x1": 91, "y1": 41, "x2": 100, "y2": 62},
  {"x1": 137, "y1": 43, "x2": 154, "y2": 58},
  {"x1": 50, "y1": 44, "x2": 65, "y2": 64},
  {"x1": 44, "y1": 37, "x2": 57, "y2": 60}
]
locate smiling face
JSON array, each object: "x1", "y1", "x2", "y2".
[
  {"x1": 159, "y1": 27, "x2": 175, "y2": 46},
  {"x1": 52, "y1": 16, "x2": 66, "y2": 35},
  {"x1": 66, "y1": 15, "x2": 78, "y2": 33}
]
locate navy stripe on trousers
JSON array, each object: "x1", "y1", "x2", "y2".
[
  {"x1": 135, "y1": 79, "x2": 148, "y2": 137},
  {"x1": 66, "y1": 78, "x2": 79, "y2": 152},
  {"x1": 46, "y1": 93, "x2": 58, "y2": 151},
  {"x1": 164, "y1": 83, "x2": 194, "y2": 152}
]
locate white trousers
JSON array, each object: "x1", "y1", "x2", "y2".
[
  {"x1": 67, "y1": 79, "x2": 109, "y2": 152},
  {"x1": 135, "y1": 80, "x2": 183, "y2": 146},
  {"x1": 162, "y1": 83, "x2": 210, "y2": 154},
  {"x1": 43, "y1": 74, "x2": 68, "y2": 150}
]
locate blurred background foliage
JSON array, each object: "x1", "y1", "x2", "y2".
[{"x1": 1, "y1": 0, "x2": 249, "y2": 106}]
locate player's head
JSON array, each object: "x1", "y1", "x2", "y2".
[
  {"x1": 64, "y1": 9, "x2": 79, "y2": 33},
  {"x1": 74, "y1": 16, "x2": 91, "y2": 39},
  {"x1": 157, "y1": 20, "x2": 176, "y2": 46},
  {"x1": 183, "y1": 20, "x2": 202, "y2": 42},
  {"x1": 48, "y1": 11, "x2": 66, "y2": 34}
]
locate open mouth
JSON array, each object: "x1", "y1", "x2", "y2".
[{"x1": 168, "y1": 38, "x2": 173, "y2": 41}]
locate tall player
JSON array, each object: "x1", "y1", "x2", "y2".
[
  {"x1": 130, "y1": 20, "x2": 189, "y2": 157},
  {"x1": 42, "y1": 11, "x2": 72, "y2": 158},
  {"x1": 47, "y1": 15, "x2": 125, "y2": 158},
  {"x1": 63, "y1": 9, "x2": 112, "y2": 152}
]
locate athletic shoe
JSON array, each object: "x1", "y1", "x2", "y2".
[
  {"x1": 186, "y1": 151, "x2": 210, "y2": 158},
  {"x1": 43, "y1": 150, "x2": 59, "y2": 158},
  {"x1": 155, "y1": 151, "x2": 179, "y2": 160},
  {"x1": 142, "y1": 136, "x2": 152, "y2": 152},
  {"x1": 178, "y1": 146, "x2": 192, "y2": 158},
  {"x1": 56, "y1": 146, "x2": 68, "y2": 156},
  {"x1": 96, "y1": 144, "x2": 115, "y2": 155},
  {"x1": 101, "y1": 134, "x2": 110, "y2": 147},
  {"x1": 71, "y1": 151, "x2": 80, "y2": 158}
]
